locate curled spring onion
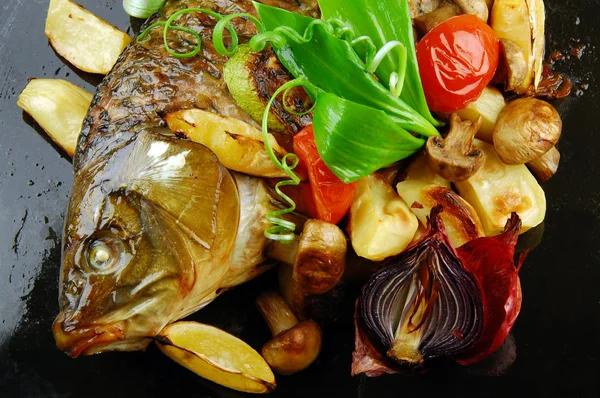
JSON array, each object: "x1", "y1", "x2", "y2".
[
  {"x1": 123, "y1": 0, "x2": 166, "y2": 19},
  {"x1": 261, "y1": 78, "x2": 316, "y2": 241}
]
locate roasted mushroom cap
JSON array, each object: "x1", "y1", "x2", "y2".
[
  {"x1": 256, "y1": 291, "x2": 322, "y2": 375},
  {"x1": 426, "y1": 113, "x2": 485, "y2": 182},
  {"x1": 493, "y1": 98, "x2": 562, "y2": 165}
]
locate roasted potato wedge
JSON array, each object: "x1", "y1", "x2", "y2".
[
  {"x1": 455, "y1": 86, "x2": 506, "y2": 143},
  {"x1": 397, "y1": 155, "x2": 484, "y2": 248},
  {"x1": 165, "y1": 109, "x2": 288, "y2": 178},
  {"x1": 397, "y1": 182, "x2": 484, "y2": 248},
  {"x1": 17, "y1": 79, "x2": 92, "y2": 157},
  {"x1": 156, "y1": 322, "x2": 276, "y2": 394},
  {"x1": 455, "y1": 140, "x2": 546, "y2": 236},
  {"x1": 348, "y1": 173, "x2": 418, "y2": 261},
  {"x1": 45, "y1": 0, "x2": 131, "y2": 74}
]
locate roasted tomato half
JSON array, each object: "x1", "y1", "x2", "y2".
[{"x1": 417, "y1": 15, "x2": 501, "y2": 113}]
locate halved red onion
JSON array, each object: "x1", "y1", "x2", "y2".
[{"x1": 355, "y1": 207, "x2": 484, "y2": 369}]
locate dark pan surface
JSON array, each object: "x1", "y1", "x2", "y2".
[{"x1": 0, "y1": 1, "x2": 599, "y2": 396}]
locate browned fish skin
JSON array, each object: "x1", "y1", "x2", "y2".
[{"x1": 75, "y1": 0, "x2": 319, "y2": 169}]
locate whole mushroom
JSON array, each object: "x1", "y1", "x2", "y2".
[
  {"x1": 493, "y1": 98, "x2": 562, "y2": 165},
  {"x1": 267, "y1": 219, "x2": 347, "y2": 318},
  {"x1": 425, "y1": 113, "x2": 485, "y2": 182},
  {"x1": 256, "y1": 291, "x2": 322, "y2": 375}
]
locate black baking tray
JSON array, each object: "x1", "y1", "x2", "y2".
[{"x1": 1, "y1": 1, "x2": 599, "y2": 396}]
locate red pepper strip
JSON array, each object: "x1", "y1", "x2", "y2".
[
  {"x1": 293, "y1": 125, "x2": 357, "y2": 225},
  {"x1": 455, "y1": 213, "x2": 524, "y2": 365}
]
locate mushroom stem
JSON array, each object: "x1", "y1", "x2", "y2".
[
  {"x1": 444, "y1": 113, "x2": 482, "y2": 153},
  {"x1": 266, "y1": 237, "x2": 299, "y2": 266},
  {"x1": 256, "y1": 291, "x2": 299, "y2": 336}
]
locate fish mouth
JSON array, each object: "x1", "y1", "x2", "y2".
[{"x1": 53, "y1": 312, "x2": 127, "y2": 358}]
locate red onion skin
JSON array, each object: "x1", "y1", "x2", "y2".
[
  {"x1": 455, "y1": 214, "x2": 524, "y2": 365},
  {"x1": 351, "y1": 309, "x2": 399, "y2": 377}
]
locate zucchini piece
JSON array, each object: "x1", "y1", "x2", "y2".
[{"x1": 224, "y1": 45, "x2": 312, "y2": 134}]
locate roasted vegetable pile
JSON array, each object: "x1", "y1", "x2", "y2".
[{"x1": 17, "y1": 0, "x2": 570, "y2": 393}]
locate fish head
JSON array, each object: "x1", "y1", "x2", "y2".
[{"x1": 53, "y1": 131, "x2": 240, "y2": 357}]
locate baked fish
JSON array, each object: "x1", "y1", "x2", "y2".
[{"x1": 53, "y1": 0, "x2": 318, "y2": 358}]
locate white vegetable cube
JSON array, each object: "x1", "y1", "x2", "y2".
[
  {"x1": 454, "y1": 140, "x2": 546, "y2": 236},
  {"x1": 455, "y1": 86, "x2": 506, "y2": 143},
  {"x1": 348, "y1": 174, "x2": 418, "y2": 261}
]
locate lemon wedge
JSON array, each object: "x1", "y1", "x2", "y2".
[{"x1": 156, "y1": 322, "x2": 276, "y2": 394}]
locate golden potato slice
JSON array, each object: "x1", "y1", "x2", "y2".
[
  {"x1": 156, "y1": 322, "x2": 276, "y2": 394},
  {"x1": 165, "y1": 109, "x2": 288, "y2": 178},
  {"x1": 454, "y1": 140, "x2": 546, "y2": 236},
  {"x1": 17, "y1": 79, "x2": 92, "y2": 157},
  {"x1": 45, "y1": 0, "x2": 131, "y2": 74},
  {"x1": 455, "y1": 86, "x2": 506, "y2": 143},
  {"x1": 348, "y1": 173, "x2": 418, "y2": 261}
]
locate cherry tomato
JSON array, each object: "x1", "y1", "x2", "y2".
[
  {"x1": 293, "y1": 125, "x2": 356, "y2": 224},
  {"x1": 417, "y1": 15, "x2": 501, "y2": 113}
]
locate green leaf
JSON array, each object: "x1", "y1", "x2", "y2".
[
  {"x1": 253, "y1": 2, "x2": 439, "y2": 138},
  {"x1": 319, "y1": 0, "x2": 441, "y2": 127},
  {"x1": 313, "y1": 93, "x2": 425, "y2": 183}
]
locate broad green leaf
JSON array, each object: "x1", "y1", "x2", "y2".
[{"x1": 313, "y1": 93, "x2": 425, "y2": 183}]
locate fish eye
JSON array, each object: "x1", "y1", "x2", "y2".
[{"x1": 84, "y1": 235, "x2": 126, "y2": 275}]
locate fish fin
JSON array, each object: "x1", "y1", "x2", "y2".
[{"x1": 110, "y1": 130, "x2": 239, "y2": 250}]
